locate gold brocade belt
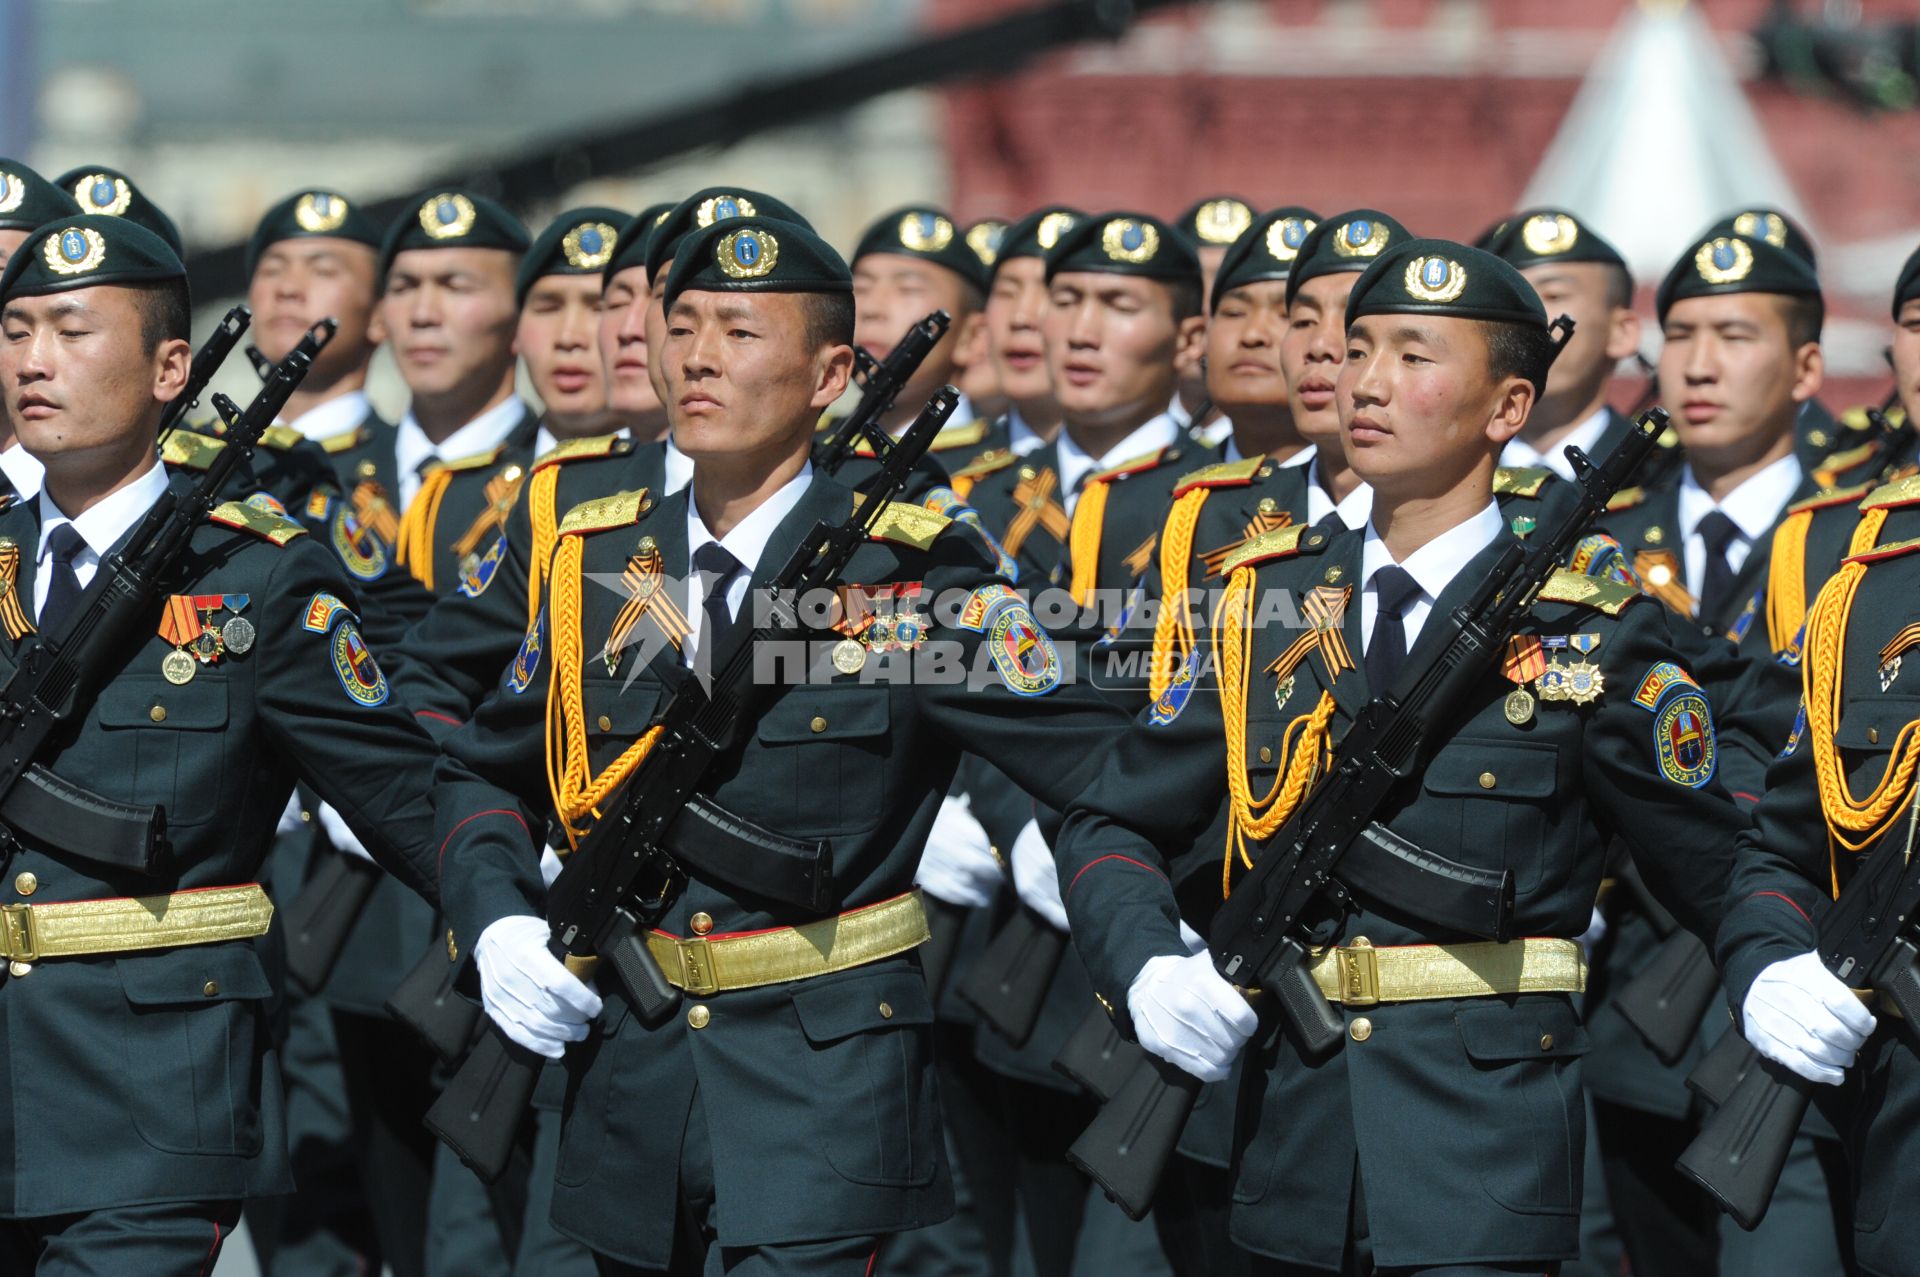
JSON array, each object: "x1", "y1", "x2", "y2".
[
  {"x1": 0, "y1": 884, "x2": 274, "y2": 962},
  {"x1": 1307, "y1": 937, "x2": 1586, "y2": 1008},
  {"x1": 645, "y1": 891, "x2": 930, "y2": 996}
]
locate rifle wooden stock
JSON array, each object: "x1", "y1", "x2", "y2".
[
  {"x1": 281, "y1": 849, "x2": 381, "y2": 996},
  {"x1": 957, "y1": 905, "x2": 1066, "y2": 1046}
]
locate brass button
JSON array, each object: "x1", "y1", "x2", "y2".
[
  {"x1": 447, "y1": 930, "x2": 458, "y2": 961},
  {"x1": 300, "y1": 810, "x2": 313, "y2": 823},
  {"x1": 689, "y1": 912, "x2": 714, "y2": 936},
  {"x1": 1479, "y1": 772, "x2": 1497, "y2": 790},
  {"x1": 500, "y1": 464, "x2": 524, "y2": 483},
  {"x1": 879, "y1": 1002, "x2": 894, "y2": 1019},
  {"x1": 1095, "y1": 992, "x2": 1115, "y2": 1018},
  {"x1": 13, "y1": 872, "x2": 35, "y2": 897},
  {"x1": 687, "y1": 1004, "x2": 711, "y2": 1030},
  {"x1": 1540, "y1": 1033, "x2": 1555, "y2": 1051},
  {"x1": 1259, "y1": 746, "x2": 1273, "y2": 764},
  {"x1": 1018, "y1": 465, "x2": 1037, "y2": 481},
  {"x1": 810, "y1": 716, "x2": 828, "y2": 734},
  {"x1": 1869, "y1": 727, "x2": 1881, "y2": 745},
  {"x1": 597, "y1": 714, "x2": 612, "y2": 733},
  {"x1": 357, "y1": 459, "x2": 378, "y2": 478},
  {"x1": 1349, "y1": 1017, "x2": 1373, "y2": 1042},
  {"x1": 203, "y1": 981, "x2": 220, "y2": 997},
  {"x1": 7, "y1": 961, "x2": 28, "y2": 978},
  {"x1": 1350, "y1": 936, "x2": 1371, "y2": 948},
  {"x1": 1257, "y1": 497, "x2": 1278, "y2": 515},
  {"x1": 149, "y1": 705, "x2": 167, "y2": 723}
]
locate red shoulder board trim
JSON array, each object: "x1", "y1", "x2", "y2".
[{"x1": 1845, "y1": 535, "x2": 1920, "y2": 566}]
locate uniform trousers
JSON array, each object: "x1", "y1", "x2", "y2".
[{"x1": 0, "y1": 1200, "x2": 242, "y2": 1277}]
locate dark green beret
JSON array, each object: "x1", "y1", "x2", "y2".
[
  {"x1": 601, "y1": 201, "x2": 677, "y2": 288},
  {"x1": 963, "y1": 218, "x2": 1009, "y2": 273},
  {"x1": 1655, "y1": 231, "x2": 1823, "y2": 325},
  {"x1": 990, "y1": 206, "x2": 1084, "y2": 278},
  {"x1": 662, "y1": 216, "x2": 850, "y2": 313},
  {"x1": 515, "y1": 206, "x2": 627, "y2": 306},
  {"x1": 0, "y1": 161, "x2": 80, "y2": 234},
  {"x1": 1891, "y1": 243, "x2": 1920, "y2": 319},
  {"x1": 1346, "y1": 238, "x2": 1547, "y2": 330},
  {"x1": 1701, "y1": 207, "x2": 1816, "y2": 271},
  {"x1": 1209, "y1": 206, "x2": 1322, "y2": 312},
  {"x1": 53, "y1": 166, "x2": 182, "y2": 257},
  {"x1": 378, "y1": 189, "x2": 529, "y2": 286},
  {"x1": 1482, "y1": 208, "x2": 1626, "y2": 273},
  {"x1": 852, "y1": 205, "x2": 988, "y2": 292},
  {"x1": 244, "y1": 189, "x2": 383, "y2": 279},
  {"x1": 0, "y1": 214, "x2": 186, "y2": 304},
  {"x1": 1283, "y1": 209, "x2": 1414, "y2": 308},
  {"x1": 644, "y1": 187, "x2": 811, "y2": 285},
  {"x1": 1177, "y1": 195, "x2": 1257, "y2": 249},
  {"x1": 1044, "y1": 211, "x2": 1199, "y2": 285}
]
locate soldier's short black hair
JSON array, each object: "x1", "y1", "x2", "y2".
[
  {"x1": 1167, "y1": 277, "x2": 1202, "y2": 325},
  {"x1": 1602, "y1": 263, "x2": 1632, "y2": 310},
  {"x1": 1776, "y1": 293, "x2": 1824, "y2": 347},
  {"x1": 131, "y1": 278, "x2": 191, "y2": 353},
  {"x1": 803, "y1": 290, "x2": 855, "y2": 352},
  {"x1": 1479, "y1": 318, "x2": 1556, "y2": 398}
]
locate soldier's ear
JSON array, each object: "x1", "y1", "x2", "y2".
[
  {"x1": 810, "y1": 341, "x2": 856, "y2": 413},
  {"x1": 367, "y1": 303, "x2": 388, "y2": 348},
  {"x1": 1485, "y1": 374, "x2": 1534, "y2": 448},
  {"x1": 1605, "y1": 307, "x2": 1642, "y2": 364},
  {"x1": 1173, "y1": 313, "x2": 1208, "y2": 375},
  {"x1": 150, "y1": 336, "x2": 192, "y2": 409},
  {"x1": 950, "y1": 311, "x2": 989, "y2": 373},
  {"x1": 1790, "y1": 341, "x2": 1825, "y2": 406}
]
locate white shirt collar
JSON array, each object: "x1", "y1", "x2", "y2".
[
  {"x1": 683, "y1": 463, "x2": 813, "y2": 663},
  {"x1": 1275, "y1": 442, "x2": 1315, "y2": 467},
  {"x1": 1166, "y1": 390, "x2": 1192, "y2": 429},
  {"x1": 0, "y1": 444, "x2": 45, "y2": 501},
  {"x1": 1501, "y1": 405, "x2": 1610, "y2": 481},
  {"x1": 394, "y1": 397, "x2": 525, "y2": 508},
  {"x1": 1055, "y1": 413, "x2": 1181, "y2": 513},
  {"x1": 1005, "y1": 407, "x2": 1048, "y2": 457},
  {"x1": 1305, "y1": 455, "x2": 1374, "y2": 530},
  {"x1": 1677, "y1": 453, "x2": 1802, "y2": 546},
  {"x1": 35, "y1": 459, "x2": 171, "y2": 616},
  {"x1": 663, "y1": 436, "x2": 694, "y2": 495},
  {"x1": 285, "y1": 390, "x2": 372, "y2": 444},
  {"x1": 1359, "y1": 501, "x2": 1504, "y2": 654}
]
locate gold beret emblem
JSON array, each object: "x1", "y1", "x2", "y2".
[
  {"x1": 562, "y1": 221, "x2": 618, "y2": 270},
  {"x1": 1265, "y1": 216, "x2": 1316, "y2": 263},
  {"x1": 1193, "y1": 198, "x2": 1253, "y2": 245},
  {"x1": 419, "y1": 193, "x2": 478, "y2": 241},
  {"x1": 44, "y1": 226, "x2": 107, "y2": 276},
  {"x1": 716, "y1": 227, "x2": 778, "y2": 280},
  {"x1": 1522, "y1": 213, "x2": 1579, "y2": 256},
  {"x1": 965, "y1": 220, "x2": 1005, "y2": 267},
  {"x1": 1331, "y1": 218, "x2": 1390, "y2": 258},
  {"x1": 898, "y1": 211, "x2": 954, "y2": 254},
  {"x1": 1695, "y1": 237, "x2": 1755, "y2": 286},
  {"x1": 1404, "y1": 255, "x2": 1468, "y2": 304},
  {"x1": 695, "y1": 194, "x2": 756, "y2": 228},
  {"x1": 1036, "y1": 211, "x2": 1077, "y2": 251},
  {"x1": 0, "y1": 172, "x2": 24, "y2": 216},
  {"x1": 295, "y1": 192, "x2": 350, "y2": 234},
  {"x1": 1101, "y1": 218, "x2": 1159, "y2": 265},
  {"x1": 1732, "y1": 212, "x2": 1787, "y2": 249},
  {"x1": 72, "y1": 174, "x2": 131, "y2": 217}
]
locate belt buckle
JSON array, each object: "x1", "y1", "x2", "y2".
[
  {"x1": 0, "y1": 904, "x2": 36, "y2": 963},
  {"x1": 1336, "y1": 941, "x2": 1378, "y2": 1008},
  {"x1": 674, "y1": 936, "x2": 720, "y2": 997}
]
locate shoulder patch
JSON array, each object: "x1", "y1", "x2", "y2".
[
  {"x1": 160, "y1": 430, "x2": 227, "y2": 472},
  {"x1": 533, "y1": 432, "x2": 628, "y2": 471},
  {"x1": 256, "y1": 425, "x2": 306, "y2": 451},
  {"x1": 1493, "y1": 466, "x2": 1552, "y2": 499},
  {"x1": 1171, "y1": 456, "x2": 1265, "y2": 498},
  {"x1": 1788, "y1": 481, "x2": 1874, "y2": 515},
  {"x1": 317, "y1": 425, "x2": 368, "y2": 455},
  {"x1": 1845, "y1": 535, "x2": 1920, "y2": 567},
  {"x1": 1860, "y1": 473, "x2": 1920, "y2": 512},
  {"x1": 1220, "y1": 522, "x2": 1324, "y2": 575},
  {"x1": 930, "y1": 419, "x2": 991, "y2": 451},
  {"x1": 950, "y1": 448, "x2": 1018, "y2": 483},
  {"x1": 430, "y1": 445, "x2": 508, "y2": 475},
  {"x1": 1654, "y1": 691, "x2": 1716, "y2": 788},
  {"x1": 557, "y1": 488, "x2": 653, "y2": 538},
  {"x1": 867, "y1": 501, "x2": 952, "y2": 551},
  {"x1": 1088, "y1": 445, "x2": 1179, "y2": 485},
  {"x1": 207, "y1": 500, "x2": 308, "y2": 547},
  {"x1": 1535, "y1": 568, "x2": 1643, "y2": 617},
  {"x1": 1605, "y1": 486, "x2": 1647, "y2": 513}
]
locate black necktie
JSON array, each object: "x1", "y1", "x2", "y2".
[
  {"x1": 1695, "y1": 510, "x2": 1742, "y2": 624},
  {"x1": 692, "y1": 541, "x2": 746, "y2": 676},
  {"x1": 1365, "y1": 564, "x2": 1422, "y2": 695},
  {"x1": 39, "y1": 524, "x2": 86, "y2": 634}
]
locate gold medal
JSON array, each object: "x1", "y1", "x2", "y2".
[
  {"x1": 162, "y1": 648, "x2": 197, "y2": 685},
  {"x1": 1504, "y1": 687, "x2": 1535, "y2": 725},
  {"x1": 832, "y1": 637, "x2": 868, "y2": 675}
]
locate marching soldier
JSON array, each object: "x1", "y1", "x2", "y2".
[
  {"x1": 0, "y1": 214, "x2": 442, "y2": 1275},
  {"x1": 966, "y1": 206, "x2": 1083, "y2": 473},
  {"x1": 0, "y1": 161, "x2": 80, "y2": 503},
  {"x1": 1054, "y1": 238, "x2": 1745, "y2": 1277},
  {"x1": 598, "y1": 201, "x2": 678, "y2": 446},
  {"x1": 956, "y1": 216, "x2": 1011, "y2": 424},
  {"x1": 1175, "y1": 195, "x2": 1259, "y2": 436},
  {"x1": 432, "y1": 214, "x2": 1127, "y2": 1274}
]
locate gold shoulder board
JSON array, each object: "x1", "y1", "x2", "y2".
[
  {"x1": 1605, "y1": 486, "x2": 1647, "y2": 513},
  {"x1": 533, "y1": 433, "x2": 625, "y2": 471},
  {"x1": 1788, "y1": 481, "x2": 1874, "y2": 516},
  {"x1": 1220, "y1": 522, "x2": 1322, "y2": 574},
  {"x1": 207, "y1": 500, "x2": 307, "y2": 547},
  {"x1": 1846, "y1": 535, "x2": 1920, "y2": 567},
  {"x1": 1493, "y1": 466, "x2": 1552, "y2": 498},
  {"x1": 1535, "y1": 569, "x2": 1642, "y2": 617},
  {"x1": 1089, "y1": 445, "x2": 1178, "y2": 485},
  {"x1": 161, "y1": 431, "x2": 227, "y2": 472},
  {"x1": 930, "y1": 419, "x2": 991, "y2": 451},
  {"x1": 950, "y1": 448, "x2": 1018, "y2": 482},
  {"x1": 867, "y1": 502, "x2": 952, "y2": 551},
  {"x1": 257, "y1": 425, "x2": 306, "y2": 451},
  {"x1": 1860, "y1": 473, "x2": 1920, "y2": 512},
  {"x1": 558, "y1": 488, "x2": 653, "y2": 538},
  {"x1": 318, "y1": 426, "x2": 367, "y2": 455},
  {"x1": 1172, "y1": 456, "x2": 1265, "y2": 497},
  {"x1": 434, "y1": 445, "x2": 507, "y2": 475}
]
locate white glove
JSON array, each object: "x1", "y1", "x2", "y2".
[
  {"x1": 474, "y1": 914, "x2": 604, "y2": 1059},
  {"x1": 1742, "y1": 951, "x2": 1876, "y2": 1086},
  {"x1": 1011, "y1": 819, "x2": 1069, "y2": 931},
  {"x1": 1128, "y1": 949, "x2": 1257, "y2": 1083},
  {"x1": 914, "y1": 794, "x2": 1004, "y2": 908},
  {"x1": 539, "y1": 845, "x2": 566, "y2": 888},
  {"x1": 315, "y1": 802, "x2": 376, "y2": 864},
  {"x1": 276, "y1": 792, "x2": 305, "y2": 837},
  {"x1": 1576, "y1": 904, "x2": 1608, "y2": 958}
]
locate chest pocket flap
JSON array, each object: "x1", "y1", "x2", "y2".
[
  {"x1": 1834, "y1": 696, "x2": 1920, "y2": 753},
  {"x1": 97, "y1": 674, "x2": 230, "y2": 731},
  {"x1": 1425, "y1": 740, "x2": 1558, "y2": 799},
  {"x1": 582, "y1": 682, "x2": 663, "y2": 741},
  {"x1": 758, "y1": 685, "x2": 892, "y2": 744}
]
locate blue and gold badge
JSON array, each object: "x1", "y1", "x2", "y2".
[
  {"x1": 244, "y1": 490, "x2": 288, "y2": 518},
  {"x1": 44, "y1": 226, "x2": 106, "y2": 276},
  {"x1": 987, "y1": 598, "x2": 1061, "y2": 697},
  {"x1": 72, "y1": 173, "x2": 130, "y2": 217},
  {"x1": 330, "y1": 505, "x2": 390, "y2": 580},
  {"x1": 717, "y1": 226, "x2": 778, "y2": 279},
  {"x1": 562, "y1": 220, "x2": 618, "y2": 270},
  {"x1": 331, "y1": 621, "x2": 390, "y2": 707},
  {"x1": 1036, "y1": 211, "x2": 1077, "y2": 251},
  {"x1": 1521, "y1": 213, "x2": 1579, "y2": 256},
  {"x1": 458, "y1": 533, "x2": 507, "y2": 598},
  {"x1": 296, "y1": 192, "x2": 350, "y2": 234},
  {"x1": 1266, "y1": 216, "x2": 1315, "y2": 263},
  {"x1": 965, "y1": 220, "x2": 1006, "y2": 268},
  {"x1": 899, "y1": 210, "x2": 955, "y2": 253},
  {"x1": 1732, "y1": 211, "x2": 1788, "y2": 249},
  {"x1": 1148, "y1": 650, "x2": 1197, "y2": 725},
  {"x1": 696, "y1": 193, "x2": 756, "y2": 227},
  {"x1": 506, "y1": 619, "x2": 543, "y2": 695},
  {"x1": 1780, "y1": 701, "x2": 1806, "y2": 759},
  {"x1": 1404, "y1": 254, "x2": 1468, "y2": 303},
  {"x1": 1695, "y1": 237, "x2": 1754, "y2": 285},
  {"x1": 303, "y1": 592, "x2": 354, "y2": 633},
  {"x1": 1192, "y1": 198, "x2": 1253, "y2": 246},
  {"x1": 1655, "y1": 691, "x2": 1716, "y2": 788},
  {"x1": 0, "y1": 172, "x2": 22, "y2": 216},
  {"x1": 1631, "y1": 661, "x2": 1700, "y2": 712},
  {"x1": 1101, "y1": 218, "x2": 1159, "y2": 265},
  {"x1": 1332, "y1": 218, "x2": 1390, "y2": 258},
  {"x1": 419, "y1": 193, "x2": 478, "y2": 241}
]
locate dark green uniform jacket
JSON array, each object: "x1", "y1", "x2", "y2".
[
  {"x1": 0, "y1": 478, "x2": 439, "y2": 1216},
  {"x1": 1055, "y1": 522, "x2": 1744, "y2": 1270},
  {"x1": 432, "y1": 472, "x2": 1128, "y2": 1267}
]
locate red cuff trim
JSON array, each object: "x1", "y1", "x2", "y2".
[
  {"x1": 415, "y1": 710, "x2": 463, "y2": 726},
  {"x1": 438, "y1": 808, "x2": 529, "y2": 873},
  {"x1": 1066, "y1": 854, "x2": 1166, "y2": 900},
  {"x1": 1753, "y1": 890, "x2": 1811, "y2": 924},
  {"x1": 1732, "y1": 790, "x2": 1758, "y2": 805}
]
